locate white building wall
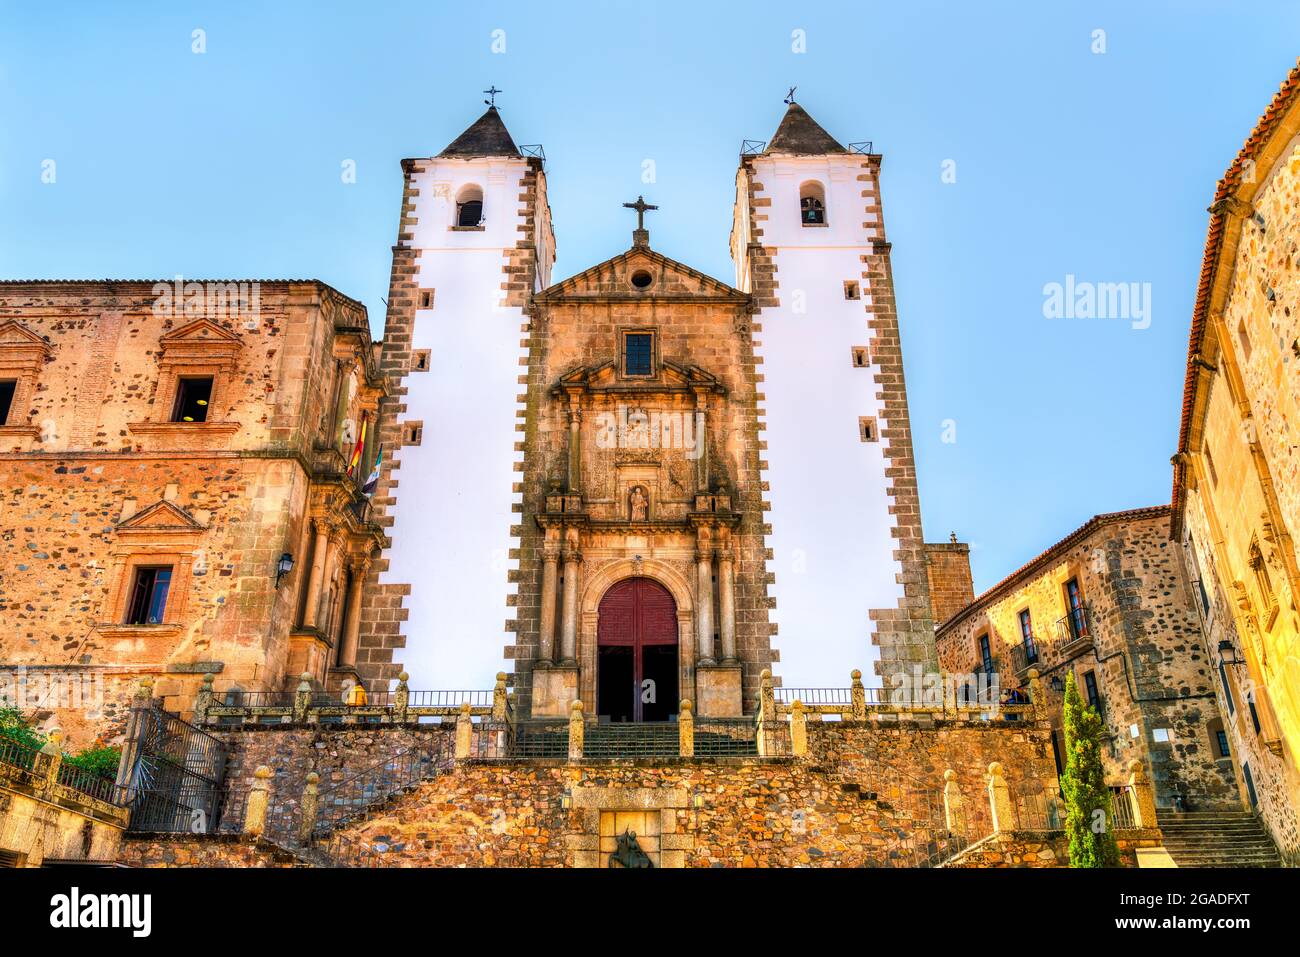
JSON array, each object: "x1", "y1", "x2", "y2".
[
  {"x1": 741, "y1": 154, "x2": 903, "y2": 685},
  {"x1": 380, "y1": 156, "x2": 540, "y2": 688}
]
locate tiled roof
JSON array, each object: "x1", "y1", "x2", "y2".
[
  {"x1": 1171, "y1": 58, "x2": 1300, "y2": 537},
  {"x1": 438, "y1": 106, "x2": 519, "y2": 158},
  {"x1": 935, "y1": 505, "x2": 1171, "y2": 637},
  {"x1": 765, "y1": 103, "x2": 846, "y2": 155}
]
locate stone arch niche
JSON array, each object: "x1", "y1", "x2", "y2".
[{"x1": 578, "y1": 559, "x2": 695, "y2": 718}]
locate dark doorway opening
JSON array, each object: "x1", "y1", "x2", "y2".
[{"x1": 596, "y1": 577, "x2": 679, "y2": 722}]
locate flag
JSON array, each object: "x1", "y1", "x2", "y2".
[
  {"x1": 363, "y1": 447, "x2": 382, "y2": 496},
  {"x1": 347, "y1": 412, "x2": 368, "y2": 477}
]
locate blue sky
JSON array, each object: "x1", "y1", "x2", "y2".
[{"x1": 2, "y1": 1, "x2": 1298, "y2": 593}]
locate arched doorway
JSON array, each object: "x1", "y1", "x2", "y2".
[{"x1": 597, "y1": 577, "x2": 679, "y2": 722}]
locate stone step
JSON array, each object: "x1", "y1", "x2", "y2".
[{"x1": 1155, "y1": 811, "x2": 1282, "y2": 868}]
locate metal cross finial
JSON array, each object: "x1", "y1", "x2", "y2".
[
  {"x1": 785, "y1": 86, "x2": 797, "y2": 105},
  {"x1": 622, "y1": 195, "x2": 658, "y2": 231},
  {"x1": 483, "y1": 86, "x2": 501, "y2": 108}
]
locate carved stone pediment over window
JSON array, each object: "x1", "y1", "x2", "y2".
[
  {"x1": 555, "y1": 359, "x2": 724, "y2": 398},
  {"x1": 129, "y1": 319, "x2": 244, "y2": 443},
  {"x1": 157, "y1": 319, "x2": 244, "y2": 368},
  {"x1": 0, "y1": 320, "x2": 52, "y2": 443}
]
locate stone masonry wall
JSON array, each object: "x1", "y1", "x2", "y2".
[{"x1": 925, "y1": 540, "x2": 975, "y2": 628}]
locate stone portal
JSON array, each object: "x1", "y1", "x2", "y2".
[{"x1": 597, "y1": 577, "x2": 678, "y2": 722}]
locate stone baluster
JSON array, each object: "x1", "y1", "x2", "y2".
[
  {"x1": 492, "y1": 672, "x2": 509, "y2": 722},
  {"x1": 298, "y1": 772, "x2": 320, "y2": 844},
  {"x1": 850, "y1": 669, "x2": 867, "y2": 720},
  {"x1": 38, "y1": 727, "x2": 63, "y2": 794},
  {"x1": 568, "y1": 700, "x2": 585, "y2": 761},
  {"x1": 790, "y1": 700, "x2": 808, "y2": 757},
  {"x1": 193, "y1": 672, "x2": 215, "y2": 725},
  {"x1": 454, "y1": 702, "x2": 473, "y2": 760},
  {"x1": 679, "y1": 699, "x2": 694, "y2": 758},
  {"x1": 294, "y1": 672, "x2": 313, "y2": 723},
  {"x1": 1128, "y1": 759, "x2": 1157, "y2": 830},
  {"x1": 987, "y1": 762, "x2": 1014, "y2": 833},
  {"x1": 943, "y1": 769, "x2": 965, "y2": 835},
  {"x1": 394, "y1": 671, "x2": 410, "y2": 723},
  {"x1": 244, "y1": 766, "x2": 272, "y2": 837}
]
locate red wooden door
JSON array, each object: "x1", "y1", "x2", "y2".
[{"x1": 597, "y1": 578, "x2": 678, "y2": 721}]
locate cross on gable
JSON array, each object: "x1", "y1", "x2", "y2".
[{"x1": 623, "y1": 195, "x2": 658, "y2": 247}]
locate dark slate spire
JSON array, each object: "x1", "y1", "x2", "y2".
[
  {"x1": 438, "y1": 106, "x2": 519, "y2": 158},
  {"x1": 765, "y1": 102, "x2": 846, "y2": 155}
]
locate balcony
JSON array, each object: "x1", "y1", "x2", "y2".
[
  {"x1": 1055, "y1": 604, "x2": 1094, "y2": 655},
  {"x1": 1010, "y1": 639, "x2": 1040, "y2": 678}
]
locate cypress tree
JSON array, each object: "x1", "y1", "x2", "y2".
[{"x1": 1060, "y1": 671, "x2": 1121, "y2": 867}]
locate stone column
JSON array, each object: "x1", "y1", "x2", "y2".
[
  {"x1": 987, "y1": 762, "x2": 1014, "y2": 833},
  {"x1": 943, "y1": 770, "x2": 965, "y2": 835},
  {"x1": 538, "y1": 544, "x2": 559, "y2": 665},
  {"x1": 566, "y1": 403, "x2": 583, "y2": 493},
  {"x1": 560, "y1": 544, "x2": 581, "y2": 665},
  {"x1": 337, "y1": 557, "x2": 368, "y2": 667},
  {"x1": 678, "y1": 700, "x2": 694, "y2": 757},
  {"x1": 693, "y1": 391, "x2": 709, "y2": 491},
  {"x1": 568, "y1": 700, "x2": 585, "y2": 761},
  {"x1": 790, "y1": 701, "x2": 808, "y2": 756},
  {"x1": 1128, "y1": 759, "x2": 1157, "y2": 830},
  {"x1": 695, "y1": 531, "x2": 715, "y2": 665},
  {"x1": 301, "y1": 520, "x2": 331, "y2": 630},
  {"x1": 244, "y1": 766, "x2": 272, "y2": 836},
  {"x1": 717, "y1": 531, "x2": 737, "y2": 663}
]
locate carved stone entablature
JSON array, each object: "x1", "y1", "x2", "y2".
[{"x1": 553, "y1": 359, "x2": 726, "y2": 399}]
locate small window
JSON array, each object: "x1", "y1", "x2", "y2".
[
  {"x1": 405, "y1": 422, "x2": 423, "y2": 446},
  {"x1": 977, "y1": 634, "x2": 993, "y2": 673},
  {"x1": 1214, "y1": 727, "x2": 1231, "y2": 759},
  {"x1": 455, "y1": 186, "x2": 484, "y2": 228},
  {"x1": 412, "y1": 349, "x2": 431, "y2": 372},
  {"x1": 624, "y1": 332, "x2": 654, "y2": 377},
  {"x1": 419, "y1": 290, "x2": 434, "y2": 309},
  {"x1": 0, "y1": 380, "x2": 15, "y2": 425},
  {"x1": 800, "y1": 181, "x2": 826, "y2": 226},
  {"x1": 1237, "y1": 319, "x2": 1252, "y2": 362},
  {"x1": 1018, "y1": 609, "x2": 1037, "y2": 662},
  {"x1": 1243, "y1": 762, "x2": 1258, "y2": 807},
  {"x1": 1152, "y1": 728, "x2": 1171, "y2": 744},
  {"x1": 1083, "y1": 670, "x2": 1101, "y2": 712},
  {"x1": 171, "y1": 376, "x2": 213, "y2": 423},
  {"x1": 843, "y1": 280, "x2": 860, "y2": 300},
  {"x1": 1248, "y1": 695, "x2": 1262, "y2": 735},
  {"x1": 858, "y1": 416, "x2": 877, "y2": 442},
  {"x1": 630, "y1": 270, "x2": 654, "y2": 289},
  {"x1": 851, "y1": 347, "x2": 869, "y2": 368},
  {"x1": 1218, "y1": 661, "x2": 1235, "y2": 715},
  {"x1": 126, "y1": 566, "x2": 173, "y2": 625}
]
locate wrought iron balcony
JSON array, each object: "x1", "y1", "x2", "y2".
[
  {"x1": 1056, "y1": 604, "x2": 1093, "y2": 647},
  {"x1": 1010, "y1": 640, "x2": 1040, "y2": 676}
]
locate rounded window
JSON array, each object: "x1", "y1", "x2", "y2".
[{"x1": 630, "y1": 270, "x2": 654, "y2": 289}]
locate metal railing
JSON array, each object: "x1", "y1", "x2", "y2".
[
  {"x1": 407, "y1": 689, "x2": 493, "y2": 709},
  {"x1": 1009, "y1": 640, "x2": 1040, "y2": 674},
  {"x1": 517, "y1": 144, "x2": 546, "y2": 162},
  {"x1": 774, "y1": 687, "x2": 852, "y2": 707},
  {"x1": 312, "y1": 739, "x2": 453, "y2": 835},
  {"x1": 1057, "y1": 605, "x2": 1093, "y2": 645},
  {"x1": 847, "y1": 141, "x2": 875, "y2": 155},
  {"x1": 583, "y1": 722, "x2": 680, "y2": 759},
  {"x1": 693, "y1": 718, "x2": 759, "y2": 757},
  {"x1": 57, "y1": 761, "x2": 117, "y2": 805},
  {"x1": 1109, "y1": 785, "x2": 1137, "y2": 830},
  {"x1": 0, "y1": 735, "x2": 43, "y2": 784}
]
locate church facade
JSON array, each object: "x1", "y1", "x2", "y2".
[{"x1": 374, "y1": 100, "x2": 940, "y2": 720}]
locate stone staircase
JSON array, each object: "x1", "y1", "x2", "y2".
[{"x1": 1156, "y1": 809, "x2": 1283, "y2": 868}]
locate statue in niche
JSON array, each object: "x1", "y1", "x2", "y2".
[
  {"x1": 629, "y1": 485, "x2": 648, "y2": 522},
  {"x1": 608, "y1": 829, "x2": 653, "y2": 868}
]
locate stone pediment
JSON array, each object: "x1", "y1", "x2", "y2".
[
  {"x1": 116, "y1": 500, "x2": 207, "y2": 533},
  {"x1": 533, "y1": 246, "x2": 750, "y2": 304},
  {"x1": 158, "y1": 319, "x2": 244, "y2": 365},
  {"x1": 556, "y1": 359, "x2": 725, "y2": 396},
  {"x1": 0, "y1": 320, "x2": 52, "y2": 364}
]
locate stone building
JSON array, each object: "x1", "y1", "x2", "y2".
[
  {"x1": 935, "y1": 506, "x2": 1236, "y2": 810},
  {"x1": 0, "y1": 280, "x2": 386, "y2": 744},
  {"x1": 375, "y1": 98, "x2": 940, "y2": 716},
  {"x1": 1171, "y1": 58, "x2": 1300, "y2": 861}
]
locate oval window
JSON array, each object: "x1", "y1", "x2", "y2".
[{"x1": 630, "y1": 270, "x2": 653, "y2": 289}]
